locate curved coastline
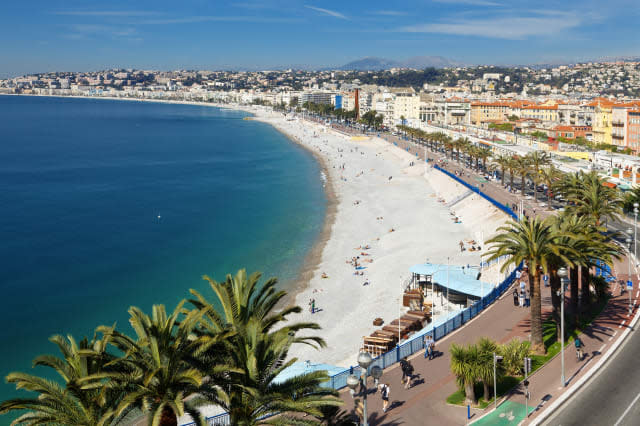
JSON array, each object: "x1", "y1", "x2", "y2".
[{"x1": 4, "y1": 94, "x2": 510, "y2": 369}]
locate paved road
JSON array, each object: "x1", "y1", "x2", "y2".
[{"x1": 542, "y1": 315, "x2": 640, "y2": 426}]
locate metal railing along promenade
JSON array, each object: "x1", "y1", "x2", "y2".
[{"x1": 183, "y1": 151, "x2": 522, "y2": 426}]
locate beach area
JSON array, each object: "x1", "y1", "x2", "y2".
[
  {"x1": 245, "y1": 106, "x2": 509, "y2": 368},
  {"x1": 3, "y1": 94, "x2": 509, "y2": 369}
]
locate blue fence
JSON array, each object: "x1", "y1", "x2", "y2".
[
  {"x1": 316, "y1": 164, "x2": 522, "y2": 392},
  {"x1": 432, "y1": 164, "x2": 518, "y2": 220},
  {"x1": 184, "y1": 151, "x2": 522, "y2": 425}
]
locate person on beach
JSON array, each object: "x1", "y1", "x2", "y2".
[{"x1": 311, "y1": 299, "x2": 316, "y2": 314}]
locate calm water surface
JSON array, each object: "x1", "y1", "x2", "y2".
[{"x1": 0, "y1": 96, "x2": 325, "y2": 404}]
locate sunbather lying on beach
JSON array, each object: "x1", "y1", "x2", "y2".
[{"x1": 321, "y1": 272, "x2": 328, "y2": 279}]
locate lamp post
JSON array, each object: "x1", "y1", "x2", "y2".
[
  {"x1": 626, "y1": 229, "x2": 633, "y2": 315},
  {"x1": 493, "y1": 352, "x2": 503, "y2": 410},
  {"x1": 557, "y1": 267, "x2": 568, "y2": 388},
  {"x1": 634, "y1": 203, "x2": 638, "y2": 259},
  {"x1": 346, "y1": 352, "x2": 382, "y2": 426}
]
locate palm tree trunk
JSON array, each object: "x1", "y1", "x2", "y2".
[
  {"x1": 580, "y1": 266, "x2": 591, "y2": 313},
  {"x1": 550, "y1": 269, "x2": 561, "y2": 341},
  {"x1": 521, "y1": 176, "x2": 526, "y2": 196},
  {"x1": 510, "y1": 170, "x2": 515, "y2": 189},
  {"x1": 569, "y1": 267, "x2": 579, "y2": 329},
  {"x1": 530, "y1": 271, "x2": 545, "y2": 354},
  {"x1": 483, "y1": 381, "x2": 491, "y2": 401},
  {"x1": 160, "y1": 406, "x2": 178, "y2": 426},
  {"x1": 501, "y1": 166, "x2": 505, "y2": 186},
  {"x1": 465, "y1": 380, "x2": 476, "y2": 405}
]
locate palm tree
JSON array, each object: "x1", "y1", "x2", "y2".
[
  {"x1": 189, "y1": 270, "x2": 341, "y2": 425},
  {"x1": 0, "y1": 331, "x2": 123, "y2": 426},
  {"x1": 568, "y1": 171, "x2": 622, "y2": 226},
  {"x1": 539, "y1": 165, "x2": 562, "y2": 207},
  {"x1": 526, "y1": 152, "x2": 551, "y2": 202},
  {"x1": 491, "y1": 154, "x2": 512, "y2": 187},
  {"x1": 450, "y1": 343, "x2": 479, "y2": 405},
  {"x1": 512, "y1": 156, "x2": 531, "y2": 197},
  {"x1": 477, "y1": 147, "x2": 492, "y2": 171},
  {"x1": 506, "y1": 156, "x2": 517, "y2": 191},
  {"x1": 485, "y1": 217, "x2": 572, "y2": 353},
  {"x1": 476, "y1": 338, "x2": 501, "y2": 401},
  {"x1": 623, "y1": 185, "x2": 640, "y2": 213},
  {"x1": 94, "y1": 302, "x2": 214, "y2": 426}
]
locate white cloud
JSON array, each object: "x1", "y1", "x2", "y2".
[
  {"x1": 371, "y1": 10, "x2": 408, "y2": 16},
  {"x1": 433, "y1": 0, "x2": 502, "y2": 6},
  {"x1": 54, "y1": 11, "x2": 161, "y2": 16},
  {"x1": 138, "y1": 16, "x2": 300, "y2": 25},
  {"x1": 400, "y1": 14, "x2": 582, "y2": 39},
  {"x1": 66, "y1": 24, "x2": 139, "y2": 39},
  {"x1": 304, "y1": 5, "x2": 348, "y2": 20}
]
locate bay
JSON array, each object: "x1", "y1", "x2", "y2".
[{"x1": 0, "y1": 95, "x2": 325, "y2": 405}]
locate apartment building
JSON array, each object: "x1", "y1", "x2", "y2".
[
  {"x1": 520, "y1": 105, "x2": 558, "y2": 123},
  {"x1": 470, "y1": 102, "x2": 510, "y2": 126}
]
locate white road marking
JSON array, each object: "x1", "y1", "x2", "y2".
[
  {"x1": 613, "y1": 391, "x2": 640, "y2": 426},
  {"x1": 619, "y1": 320, "x2": 626, "y2": 328},
  {"x1": 609, "y1": 330, "x2": 618, "y2": 341},
  {"x1": 598, "y1": 344, "x2": 606, "y2": 353}
]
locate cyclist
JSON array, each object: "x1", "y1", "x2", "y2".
[{"x1": 575, "y1": 337, "x2": 584, "y2": 361}]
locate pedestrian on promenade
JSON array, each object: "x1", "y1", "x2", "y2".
[
  {"x1": 311, "y1": 298, "x2": 316, "y2": 314},
  {"x1": 519, "y1": 288, "x2": 526, "y2": 307},
  {"x1": 513, "y1": 288, "x2": 519, "y2": 306},
  {"x1": 400, "y1": 358, "x2": 414, "y2": 389},
  {"x1": 525, "y1": 290, "x2": 530, "y2": 307},
  {"x1": 379, "y1": 383, "x2": 390, "y2": 413},
  {"x1": 424, "y1": 335, "x2": 434, "y2": 359},
  {"x1": 399, "y1": 358, "x2": 409, "y2": 386},
  {"x1": 575, "y1": 337, "x2": 585, "y2": 361}
]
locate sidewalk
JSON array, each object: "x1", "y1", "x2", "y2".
[
  {"x1": 339, "y1": 278, "x2": 545, "y2": 425},
  {"x1": 477, "y1": 257, "x2": 639, "y2": 425}
]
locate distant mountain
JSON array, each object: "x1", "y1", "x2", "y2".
[
  {"x1": 339, "y1": 57, "x2": 401, "y2": 71},
  {"x1": 339, "y1": 56, "x2": 462, "y2": 71}
]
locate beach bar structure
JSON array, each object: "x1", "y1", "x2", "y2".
[{"x1": 409, "y1": 262, "x2": 493, "y2": 307}]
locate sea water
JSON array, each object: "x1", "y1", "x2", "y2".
[{"x1": 0, "y1": 95, "x2": 325, "y2": 404}]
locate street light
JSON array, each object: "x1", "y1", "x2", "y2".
[
  {"x1": 557, "y1": 266, "x2": 568, "y2": 388},
  {"x1": 346, "y1": 351, "x2": 382, "y2": 426},
  {"x1": 634, "y1": 203, "x2": 638, "y2": 259},
  {"x1": 493, "y1": 352, "x2": 504, "y2": 410},
  {"x1": 626, "y1": 229, "x2": 633, "y2": 315}
]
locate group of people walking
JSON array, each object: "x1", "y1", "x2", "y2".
[
  {"x1": 513, "y1": 271, "x2": 530, "y2": 307},
  {"x1": 375, "y1": 337, "x2": 435, "y2": 415}
]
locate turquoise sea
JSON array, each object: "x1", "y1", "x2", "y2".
[{"x1": 0, "y1": 96, "x2": 326, "y2": 405}]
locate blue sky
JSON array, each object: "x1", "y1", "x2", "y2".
[{"x1": 1, "y1": 0, "x2": 639, "y2": 77}]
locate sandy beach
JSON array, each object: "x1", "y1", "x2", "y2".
[
  {"x1": 9, "y1": 94, "x2": 509, "y2": 369},
  {"x1": 248, "y1": 107, "x2": 509, "y2": 368}
]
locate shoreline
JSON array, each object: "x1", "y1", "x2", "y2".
[
  {"x1": 4, "y1": 93, "x2": 509, "y2": 368},
  {"x1": 257, "y1": 118, "x2": 339, "y2": 310},
  {"x1": 2, "y1": 94, "x2": 336, "y2": 310}
]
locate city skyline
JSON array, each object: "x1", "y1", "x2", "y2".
[{"x1": 1, "y1": 0, "x2": 639, "y2": 77}]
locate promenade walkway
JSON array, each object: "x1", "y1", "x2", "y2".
[{"x1": 330, "y1": 126, "x2": 640, "y2": 425}]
